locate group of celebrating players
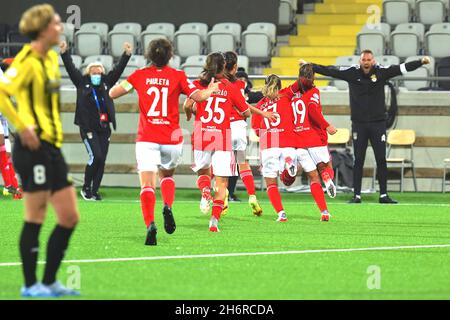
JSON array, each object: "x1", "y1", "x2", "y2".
[
  {"x1": 0, "y1": 3, "x2": 341, "y2": 297},
  {"x1": 109, "y1": 38, "x2": 338, "y2": 246}
]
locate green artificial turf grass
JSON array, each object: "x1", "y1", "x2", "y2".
[{"x1": 0, "y1": 189, "x2": 449, "y2": 300}]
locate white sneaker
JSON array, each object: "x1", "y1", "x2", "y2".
[
  {"x1": 46, "y1": 281, "x2": 80, "y2": 297},
  {"x1": 209, "y1": 216, "x2": 220, "y2": 232},
  {"x1": 284, "y1": 157, "x2": 297, "y2": 177},
  {"x1": 276, "y1": 211, "x2": 288, "y2": 222},
  {"x1": 324, "y1": 179, "x2": 336, "y2": 199},
  {"x1": 21, "y1": 283, "x2": 54, "y2": 298},
  {"x1": 200, "y1": 188, "x2": 212, "y2": 214}
]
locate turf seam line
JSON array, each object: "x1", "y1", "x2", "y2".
[{"x1": 1, "y1": 244, "x2": 449, "y2": 267}]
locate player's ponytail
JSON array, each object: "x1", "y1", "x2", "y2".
[
  {"x1": 200, "y1": 52, "x2": 225, "y2": 87},
  {"x1": 262, "y1": 74, "x2": 281, "y2": 100},
  {"x1": 224, "y1": 51, "x2": 238, "y2": 83},
  {"x1": 147, "y1": 38, "x2": 173, "y2": 68},
  {"x1": 298, "y1": 63, "x2": 315, "y2": 93}
]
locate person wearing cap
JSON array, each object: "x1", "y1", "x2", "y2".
[{"x1": 60, "y1": 41, "x2": 132, "y2": 201}]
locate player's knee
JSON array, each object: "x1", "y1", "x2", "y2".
[{"x1": 59, "y1": 211, "x2": 80, "y2": 228}]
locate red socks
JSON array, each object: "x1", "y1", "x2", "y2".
[
  {"x1": 321, "y1": 167, "x2": 335, "y2": 183},
  {"x1": 160, "y1": 177, "x2": 175, "y2": 207},
  {"x1": 0, "y1": 149, "x2": 11, "y2": 187},
  {"x1": 310, "y1": 182, "x2": 328, "y2": 212},
  {"x1": 140, "y1": 187, "x2": 155, "y2": 228},
  {"x1": 267, "y1": 183, "x2": 284, "y2": 214},
  {"x1": 240, "y1": 170, "x2": 256, "y2": 196},
  {"x1": 7, "y1": 158, "x2": 18, "y2": 188},
  {"x1": 197, "y1": 175, "x2": 211, "y2": 193},
  {"x1": 212, "y1": 199, "x2": 224, "y2": 220}
]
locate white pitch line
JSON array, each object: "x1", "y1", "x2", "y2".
[
  {"x1": 1, "y1": 244, "x2": 449, "y2": 267},
  {"x1": 100, "y1": 199, "x2": 450, "y2": 207}
]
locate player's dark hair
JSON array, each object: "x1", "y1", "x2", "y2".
[
  {"x1": 224, "y1": 51, "x2": 238, "y2": 83},
  {"x1": 262, "y1": 74, "x2": 281, "y2": 100},
  {"x1": 298, "y1": 63, "x2": 315, "y2": 93},
  {"x1": 199, "y1": 52, "x2": 225, "y2": 87},
  {"x1": 146, "y1": 38, "x2": 173, "y2": 68}
]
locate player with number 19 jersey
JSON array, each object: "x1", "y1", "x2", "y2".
[{"x1": 124, "y1": 65, "x2": 199, "y2": 145}]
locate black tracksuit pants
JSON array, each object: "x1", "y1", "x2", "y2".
[
  {"x1": 352, "y1": 120, "x2": 388, "y2": 196},
  {"x1": 80, "y1": 128, "x2": 111, "y2": 193}
]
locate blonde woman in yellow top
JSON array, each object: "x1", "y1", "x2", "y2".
[{"x1": 0, "y1": 4, "x2": 80, "y2": 297}]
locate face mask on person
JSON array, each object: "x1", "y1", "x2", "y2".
[{"x1": 90, "y1": 74, "x2": 102, "y2": 86}]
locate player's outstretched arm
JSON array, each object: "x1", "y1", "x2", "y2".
[
  {"x1": 183, "y1": 98, "x2": 196, "y2": 121},
  {"x1": 109, "y1": 80, "x2": 132, "y2": 99},
  {"x1": 248, "y1": 104, "x2": 277, "y2": 122},
  {"x1": 190, "y1": 78, "x2": 220, "y2": 102}
]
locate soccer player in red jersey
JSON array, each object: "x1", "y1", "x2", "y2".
[
  {"x1": 109, "y1": 39, "x2": 219, "y2": 245},
  {"x1": 252, "y1": 74, "x2": 301, "y2": 222},
  {"x1": 286, "y1": 64, "x2": 337, "y2": 221},
  {"x1": 184, "y1": 52, "x2": 251, "y2": 232},
  {"x1": 222, "y1": 51, "x2": 263, "y2": 216}
]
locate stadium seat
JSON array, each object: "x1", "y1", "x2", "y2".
[
  {"x1": 357, "y1": 30, "x2": 386, "y2": 56},
  {"x1": 181, "y1": 55, "x2": 206, "y2": 77},
  {"x1": 278, "y1": 0, "x2": 296, "y2": 31},
  {"x1": 402, "y1": 56, "x2": 435, "y2": 90},
  {"x1": 333, "y1": 56, "x2": 360, "y2": 90},
  {"x1": 391, "y1": 23, "x2": 425, "y2": 58},
  {"x1": 58, "y1": 54, "x2": 82, "y2": 80},
  {"x1": 75, "y1": 23, "x2": 109, "y2": 57},
  {"x1": 425, "y1": 23, "x2": 450, "y2": 58},
  {"x1": 375, "y1": 55, "x2": 400, "y2": 66},
  {"x1": 242, "y1": 23, "x2": 276, "y2": 63},
  {"x1": 436, "y1": 56, "x2": 450, "y2": 90},
  {"x1": 169, "y1": 55, "x2": 181, "y2": 69},
  {"x1": 327, "y1": 128, "x2": 351, "y2": 187},
  {"x1": 174, "y1": 23, "x2": 208, "y2": 58},
  {"x1": 416, "y1": 0, "x2": 446, "y2": 25},
  {"x1": 144, "y1": 23, "x2": 176, "y2": 41},
  {"x1": 140, "y1": 23, "x2": 176, "y2": 53},
  {"x1": 108, "y1": 23, "x2": 141, "y2": 58},
  {"x1": 237, "y1": 55, "x2": 250, "y2": 72},
  {"x1": 383, "y1": 0, "x2": 412, "y2": 25},
  {"x1": 207, "y1": 23, "x2": 241, "y2": 53},
  {"x1": 83, "y1": 55, "x2": 114, "y2": 73},
  {"x1": 383, "y1": 129, "x2": 418, "y2": 192},
  {"x1": 61, "y1": 23, "x2": 75, "y2": 45}
]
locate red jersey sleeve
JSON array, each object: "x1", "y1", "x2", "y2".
[
  {"x1": 126, "y1": 69, "x2": 141, "y2": 90},
  {"x1": 308, "y1": 101, "x2": 329, "y2": 129},
  {"x1": 279, "y1": 81, "x2": 300, "y2": 100},
  {"x1": 229, "y1": 84, "x2": 249, "y2": 114},
  {"x1": 251, "y1": 99, "x2": 265, "y2": 135},
  {"x1": 179, "y1": 71, "x2": 200, "y2": 98}
]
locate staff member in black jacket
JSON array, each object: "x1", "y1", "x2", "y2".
[
  {"x1": 303, "y1": 50, "x2": 430, "y2": 204},
  {"x1": 60, "y1": 41, "x2": 132, "y2": 201}
]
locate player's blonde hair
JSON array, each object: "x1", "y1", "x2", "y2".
[
  {"x1": 19, "y1": 4, "x2": 55, "y2": 40},
  {"x1": 262, "y1": 74, "x2": 281, "y2": 100}
]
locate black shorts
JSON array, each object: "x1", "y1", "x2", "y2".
[{"x1": 13, "y1": 139, "x2": 73, "y2": 193}]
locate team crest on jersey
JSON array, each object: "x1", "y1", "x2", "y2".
[{"x1": 371, "y1": 74, "x2": 377, "y2": 82}]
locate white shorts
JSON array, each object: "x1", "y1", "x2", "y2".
[
  {"x1": 295, "y1": 146, "x2": 331, "y2": 173},
  {"x1": 231, "y1": 120, "x2": 248, "y2": 163},
  {"x1": 136, "y1": 142, "x2": 183, "y2": 172},
  {"x1": 192, "y1": 150, "x2": 238, "y2": 177},
  {"x1": 307, "y1": 146, "x2": 331, "y2": 165},
  {"x1": 261, "y1": 147, "x2": 296, "y2": 178}
]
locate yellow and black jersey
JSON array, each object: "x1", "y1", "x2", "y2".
[{"x1": 0, "y1": 44, "x2": 63, "y2": 148}]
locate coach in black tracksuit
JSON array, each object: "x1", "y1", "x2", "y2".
[
  {"x1": 60, "y1": 41, "x2": 132, "y2": 201},
  {"x1": 310, "y1": 50, "x2": 429, "y2": 204}
]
